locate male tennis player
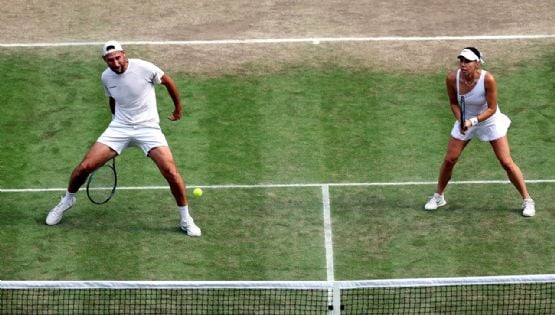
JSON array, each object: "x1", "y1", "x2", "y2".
[
  {"x1": 45, "y1": 41, "x2": 201, "y2": 236},
  {"x1": 424, "y1": 47, "x2": 535, "y2": 217}
]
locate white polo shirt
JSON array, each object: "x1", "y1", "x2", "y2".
[{"x1": 101, "y1": 59, "x2": 164, "y2": 126}]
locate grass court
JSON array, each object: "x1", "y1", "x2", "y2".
[{"x1": 1, "y1": 44, "x2": 554, "y2": 282}]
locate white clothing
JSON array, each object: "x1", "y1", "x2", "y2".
[
  {"x1": 456, "y1": 69, "x2": 489, "y2": 118},
  {"x1": 98, "y1": 59, "x2": 169, "y2": 155},
  {"x1": 101, "y1": 59, "x2": 164, "y2": 125},
  {"x1": 451, "y1": 69, "x2": 511, "y2": 141},
  {"x1": 97, "y1": 122, "x2": 168, "y2": 156}
]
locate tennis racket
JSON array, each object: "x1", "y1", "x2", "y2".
[
  {"x1": 86, "y1": 158, "x2": 117, "y2": 204},
  {"x1": 459, "y1": 95, "x2": 466, "y2": 132}
]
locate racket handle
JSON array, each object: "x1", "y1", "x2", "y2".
[{"x1": 459, "y1": 96, "x2": 465, "y2": 131}]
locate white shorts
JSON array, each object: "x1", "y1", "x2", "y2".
[
  {"x1": 450, "y1": 112, "x2": 511, "y2": 142},
  {"x1": 97, "y1": 122, "x2": 168, "y2": 155}
]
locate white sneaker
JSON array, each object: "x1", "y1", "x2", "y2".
[
  {"x1": 46, "y1": 196, "x2": 76, "y2": 225},
  {"x1": 522, "y1": 198, "x2": 535, "y2": 217},
  {"x1": 181, "y1": 216, "x2": 201, "y2": 237},
  {"x1": 424, "y1": 193, "x2": 446, "y2": 210}
]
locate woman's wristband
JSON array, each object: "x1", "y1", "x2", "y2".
[{"x1": 470, "y1": 117, "x2": 479, "y2": 126}]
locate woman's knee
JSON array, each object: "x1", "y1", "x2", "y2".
[{"x1": 499, "y1": 158, "x2": 516, "y2": 172}]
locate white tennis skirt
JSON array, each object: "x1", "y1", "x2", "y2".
[{"x1": 451, "y1": 112, "x2": 511, "y2": 142}]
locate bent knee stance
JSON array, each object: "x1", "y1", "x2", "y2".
[
  {"x1": 499, "y1": 158, "x2": 518, "y2": 173},
  {"x1": 161, "y1": 166, "x2": 183, "y2": 184},
  {"x1": 443, "y1": 156, "x2": 459, "y2": 168},
  {"x1": 73, "y1": 161, "x2": 99, "y2": 177}
]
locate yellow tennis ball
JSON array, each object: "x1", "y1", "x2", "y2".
[{"x1": 193, "y1": 188, "x2": 203, "y2": 197}]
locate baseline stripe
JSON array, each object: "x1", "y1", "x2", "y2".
[
  {"x1": 1, "y1": 34, "x2": 555, "y2": 48},
  {"x1": 1, "y1": 179, "x2": 554, "y2": 192}
]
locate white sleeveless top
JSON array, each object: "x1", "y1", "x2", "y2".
[
  {"x1": 456, "y1": 69, "x2": 500, "y2": 119},
  {"x1": 451, "y1": 69, "x2": 511, "y2": 141}
]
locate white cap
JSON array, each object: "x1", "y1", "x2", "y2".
[
  {"x1": 458, "y1": 48, "x2": 484, "y2": 64},
  {"x1": 102, "y1": 40, "x2": 124, "y2": 56}
]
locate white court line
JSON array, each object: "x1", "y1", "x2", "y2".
[
  {"x1": 1, "y1": 179, "x2": 555, "y2": 193},
  {"x1": 1, "y1": 34, "x2": 555, "y2": 48},
  {"x1": 321, "y1": 185, "x2": 335, "y2": 282}
]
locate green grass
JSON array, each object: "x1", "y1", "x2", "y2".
[
  {"x1": 332, "y1": 184, "x2": 555, "y2": 280},
  {"x1": 0, "y1": 188, "x2": 326, "y2": 280},
  {"x1": 0, "y1": 46, "x2": 554, "y2": 281}
]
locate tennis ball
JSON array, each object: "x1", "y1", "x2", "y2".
[{"x1": 193, "y1": 188, "x2": 203, "y2": 197}]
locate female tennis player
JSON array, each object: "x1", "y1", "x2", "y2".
[
  {"x1": 45, "y1": 41, "x2": 201, "y2": 236},
  {"x1": 424, "y1": 47, "x2": 535, "y2": 217}
]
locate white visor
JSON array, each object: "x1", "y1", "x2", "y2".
[{"x1": 458, "y1": 48, "x2": 484, "y2": 64}]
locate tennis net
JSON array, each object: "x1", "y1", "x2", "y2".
[{"x1": 1, "y1": 274, "x2": 553, "y2": 314}]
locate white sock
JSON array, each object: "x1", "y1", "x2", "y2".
[
  {"x1": 178, "y1": 205, "x2": 189, "y2": 221},
  {"x1": 64, "y1": 191, "x2": 76, "y2": 201}
]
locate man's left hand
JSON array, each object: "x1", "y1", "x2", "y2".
[{"x1": 168, "y1": 110, "x2": 182, "y2": 121}]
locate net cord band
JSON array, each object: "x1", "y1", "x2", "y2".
[{"x1": 2, "y1": 274, "x2": 554, "y2": 289}]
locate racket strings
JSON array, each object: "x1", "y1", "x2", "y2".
[{"x1": 87, "y1": 164, "x2": 116, "y2": 204}]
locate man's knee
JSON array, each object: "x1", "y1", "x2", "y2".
[
  {"x1": 74, "y1": 160, "x2": 97, "y2": 175},
  {"x1": 443, "y1": 155, "x2": 459, "y2": 168},
  {"x1": 161, "y1": 165, "x2": 183, "y2": 184}
]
